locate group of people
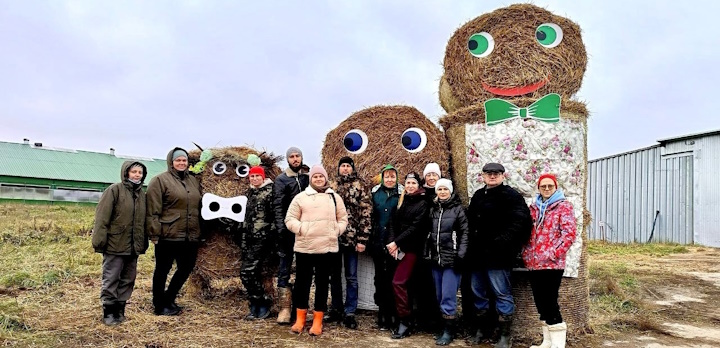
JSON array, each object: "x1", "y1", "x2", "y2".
[{"x1": 91, "y1": 145, "x2": 577, "y2": 348}]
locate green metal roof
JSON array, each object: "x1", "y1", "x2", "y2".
[{"x1": 0, "y1": 141, "x2": 167, "y2": 185}]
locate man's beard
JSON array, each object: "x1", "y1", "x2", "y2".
[{"x1": 289, "y1": 162, "x2": 303, "y2": 172}]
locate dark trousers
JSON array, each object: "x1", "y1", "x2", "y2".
[
  {"x1": 329, "y1": 246, "x2": 359, "y2": 315},
  {"x1": 293, "y1": 252, "x2": 334, "y2": 312},
  {"x1": 240, "y1": 237, "x2": 274, "y2": 301},
  {"x1": 276, "y1": 230, "x2": 295, "y2": 288},
  {"x1": 372, "y1": 252, "x2": 397, "y2": 317},
  {"x1": 100, "y1": 254, "x2": 138, "y2": 305},
  {"x1": 152, "y1": 240, "x2": 198, "y2": 308},
  {"x1": 392, "y1": 252, "x2": 417, "y2": 319},
  {"x1": 413, "y1": 258, "x2": 441, "y2": 330},
  {"x1": 529, "y1": 269, "x2": 564, "y2": 325},
  {"x1": 432, "y1": 266, "x2": 462, "y2": 317}
]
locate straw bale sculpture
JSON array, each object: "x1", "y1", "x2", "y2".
[
  {"x1": 321, "y1": 105, "x2": 449, "y2": 186},
  {"x1": 186, "y1": 146, "x2": 282, "y2": 299},
  {"x1": 437, "y1": 3, "x2": 591, "y2": 337}
]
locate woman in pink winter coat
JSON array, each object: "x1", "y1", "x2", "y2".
[
  {"x1": 285, "y1": 164, "x2": 348, "y2": 337},
  {"x1": 522, "y1": 173, "x2": 576, "y2": 348}
]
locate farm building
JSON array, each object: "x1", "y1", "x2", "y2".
[
  {"x1": 587, "y1": 129, "x2": 720, "y2": 247},
  {"x1": 0, "y1": 139, "x2": 166, "y2": 204}
]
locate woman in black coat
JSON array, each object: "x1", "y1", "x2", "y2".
[
  {"x1": 386, "y1": 172, "x2": 429, "y2": 339},
  {"x1": 424, "y1": 178, "x2": 469, "y2": 346}
]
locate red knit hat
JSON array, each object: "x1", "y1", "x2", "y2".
[
  {"x1": 248, "y1": 166, "x2": 266, "y2": 180},
  {"x1": 537, "y1": 173, "x2": 558, "y2": 188}
]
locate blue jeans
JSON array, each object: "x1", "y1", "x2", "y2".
[
  {"x1": 471, "y1": 268, "x2": 515, "y2": 316},
  {"x1": 276, "y1": 251, "x2": 294, "y2": 288},
  {"x1": 330, "y1": 246, "x2": 359, "y2": 315},
  {"x1": 431, "y1": 266, "x2": 462, "y2": 317}
]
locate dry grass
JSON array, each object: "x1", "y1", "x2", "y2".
[{"x1": 2, "y1": 203, "x2": 718, "y2": 347}]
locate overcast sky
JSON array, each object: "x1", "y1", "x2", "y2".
[{"x1": 1, "y1": 1, "x2": 718, "y2": 165}]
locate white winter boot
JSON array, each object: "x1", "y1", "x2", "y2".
[
  {"x1": 530, "y1": 321, "x2": 551, "y2": 348},
  {"x1": 548, "y1": 322, "x2": 567, "y2": 348}
]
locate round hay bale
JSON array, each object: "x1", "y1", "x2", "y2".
[
  {"x1": 187, "y1": 146, "x2": 282, "y2": 298},
  {"x1": 321, "y1": 105, "x2": 450, "y2": 187},
  {"x1": 441, "y1": 3, "x2": 587, "y2": 112}
]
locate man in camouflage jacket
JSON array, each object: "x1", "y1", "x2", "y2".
[{"x1": 328, "y1": 156, "x2": 372, "y2": 329}]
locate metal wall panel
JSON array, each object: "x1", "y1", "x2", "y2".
[
  {"x1": 587, "y1": 145, "x2": 695, "y2": 244},
  {"x1": 694, "y1": 135, "x2": 720, "y2": 247}
]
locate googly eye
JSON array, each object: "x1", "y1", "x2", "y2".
[
  {"x1": 535, "y1": 23, "x2": 563, "y2": 48},
  {"x1": 401, "y1": 128, "x2": 427, "y2": 153},
  {"x1": 236, "y1": 164, "x2": 250, "y2": 177},
  {"x1": 343, "y1": 129, "x2": 368, "y2": 154},
  {"x1": 212, "y1": 161, "x2": 227, "y2": 175},
  {"x1": 468, "y1": 32, "x2": 494, "y2": 58}
]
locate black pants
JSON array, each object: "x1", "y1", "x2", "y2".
[
  {"x1": 372, "y1": 252, "x2": 397, "y2": 317},
  {"x1": 152, "y1": 240, "x2": 199, "y2": 309},
  {"x1": 413, "y1": 257, "x2": 441, "y2": 330},
  {"x1": 293, "y1": 252, "x2": 334, "y2": 312},
  {"x1": 529, "y1": 269, "x2": 564, "y2": 325}
]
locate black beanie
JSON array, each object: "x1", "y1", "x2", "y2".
[{"x1": 338, "y1": 156, "x2": 355, "y2": 174}]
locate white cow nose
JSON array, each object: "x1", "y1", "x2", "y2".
[{"x1": 201, "y1": 193, "x2": 248, "y2": 222}]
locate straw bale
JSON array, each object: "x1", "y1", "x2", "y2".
[
  {"x1": 321, "y1": 105, "x2": 450, "y2": 188},
  {"x1": 186, "y1": 146, "x2": 282, "y2": 298},
  {"x1": 441, "y1": 4, "x2": 587, "y2": 111}
]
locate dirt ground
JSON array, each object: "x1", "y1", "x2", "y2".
[
  {"x1": 2, "y1": 246, "x2": 720, "y2": 347},
  {"x1": 587, "y1": 247, "x2": 720, "y2": 348}
]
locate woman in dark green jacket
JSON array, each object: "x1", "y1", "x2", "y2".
[
  {"x1": 92, "y1": 160, "x2": 148, "y2": 325},
  {"x1": 370, "y1": 164, "x2": 403, "y2": 331},
  {"x1": 146, "y1": 147, "x2": 203, "y2": 316}
]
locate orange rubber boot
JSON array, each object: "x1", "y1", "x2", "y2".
[
  {"x1": 290, "y1": 309, "x2": 307, "y2": 334},
  {"x1": 309, "y1": 311, "x2": 324, "y2": 336}
]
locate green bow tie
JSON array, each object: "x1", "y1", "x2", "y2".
[{"x1": 484, "y1": 93, "x2": 561, "y2": 126}]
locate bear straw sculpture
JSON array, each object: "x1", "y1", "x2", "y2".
[
  {"x1": 438, "y1": 3, "x2": 591, "y2": 338},
  {"x1": 187, "y1": 146, "x2": 282, "y2": 300}
]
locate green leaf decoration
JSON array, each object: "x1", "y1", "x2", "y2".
[{"x1": 247, "y1": 154, "x2": 261, "y2": 167}]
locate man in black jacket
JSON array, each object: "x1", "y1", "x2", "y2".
[
  {"x1": 466, "y1": 163, "x2": 532, "y2": 348},
  {"x1": 273, "y1": 146, "x2": 309, "y2": 324}
]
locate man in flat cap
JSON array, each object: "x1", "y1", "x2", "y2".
[{"x1": 465, "y1": 162, "x2": 532, "y2": 346}]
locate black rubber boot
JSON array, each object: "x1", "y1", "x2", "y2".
[
  {"x1": 116, "y1": 302, "x2": 126, "y2": 323},
  {"x1": 435, "y1": 317, "x2": 455, "y2": 346},
  {"x1": 102, "y1": 304, "x2": 119, "y2": 326},
  {"x1": 244, "y1": 300, "x2": 258, "y2": 321},
  {"x1": 470, "y1": 309, "x2": 491, "y2": 345},
  {"x1": 343, "y1": 314, "x2": 358, "y2": 329},
  {"x1": 391, "y1": 318, "x2": 412, "y2": 339},
  {"x1": 255, "y1": 297, "x2": 271, "y2": 320},
  {"x1": 494, "y1": 315, "x2": 513, "y2": 348},
  {"x1": 377, "y1": 309, "x2": 389, "y2": 331},
  {"x1": 323, "y1": 308, "x2": 343, "y2": 323}
]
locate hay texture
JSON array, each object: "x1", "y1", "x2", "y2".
[
  {"x1": 437, "y1": 3, "x2": 591, "y2": 338},
  {"x1": 321, "y1": 105, "x2": 449, "y2": 187},
  {"x1": 186, "y1": 146, "x2": 282, "y2": 298},
  {"x1": 439, "y1": 3, "x2": 587, "y2": 113}
]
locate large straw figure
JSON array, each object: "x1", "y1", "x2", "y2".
[
  {"x1": 186, "y1": 146, "x2": 282, "y2": 301},
  {"x1": 438, "y1": 3, "x2": 591, "y2": 339},
  {"x1": 322, "y1": 105, "x2": 449, "y2": 186},
  {"x1": 320, "y1": 105, "x2": 450, "y2": 310}
]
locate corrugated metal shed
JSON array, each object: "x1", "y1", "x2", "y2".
[
  {"x1": 0, "y1": 141, "x2": 167, "y2": 185},
  {"x1": 587, "y1": 130, "x2": 720, "y2": 247}
]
